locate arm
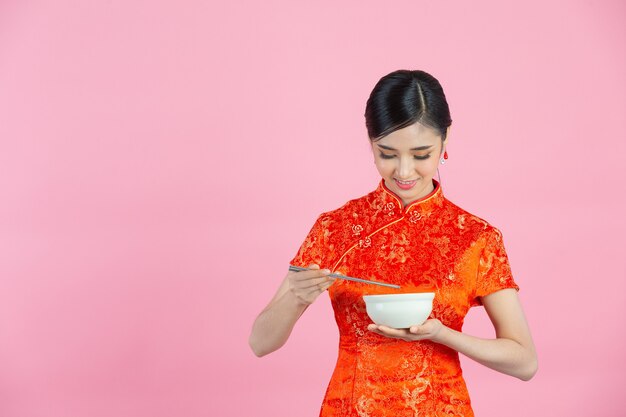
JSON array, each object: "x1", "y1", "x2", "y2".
[
  {"x1": 436, "y1": 288, "x2": 537, "y2": 380},
  {"x1": 368, "y1": 288, "x2": 538, "y2": 381},
  {"x1": 248, "y1": 265, "x2": 334, "y2": 357}
]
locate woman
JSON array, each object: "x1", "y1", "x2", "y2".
[{"x1": 249, "y1": 69, "x2": 538, "y2": 417}]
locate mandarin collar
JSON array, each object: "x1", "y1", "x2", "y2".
[{"x1": 375, "y1": 178, "x2": 444, "y2": 216}]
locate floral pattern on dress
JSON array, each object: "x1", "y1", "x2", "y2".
[{"x1": 289, "y1": 179, "x2": 519, "y2": 417}]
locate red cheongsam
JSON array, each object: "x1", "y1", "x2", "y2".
[{"x1": 289, "y1": 178, "x2": 519, "y2": 417}]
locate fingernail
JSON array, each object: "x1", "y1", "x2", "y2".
[{"x1": 323, "y1": 269, "x2": 331, "y2": 274}]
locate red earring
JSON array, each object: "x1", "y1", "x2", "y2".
[{"x1": 444, "y1": 151, "x2": 448, "y2": 160}]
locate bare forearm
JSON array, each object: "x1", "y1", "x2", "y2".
[
  {"x1": 436, "y1": 327, "x2": 538, "y2": 381},
  {"x1": 249, "y1": 291, "x2": 308, "y2": 357}
]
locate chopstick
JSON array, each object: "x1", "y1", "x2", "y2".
[{"x1": 288, "y1": 265, "x2": 401, "y2": 289}]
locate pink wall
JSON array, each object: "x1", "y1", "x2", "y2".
[{"x1": 1, "y1": 1, "x2": 625, "y2": 416}]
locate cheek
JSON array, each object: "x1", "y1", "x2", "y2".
[
  {"x1": 374, "y1": 159, "x2": 392, "y2": 173},
  {"x1": 416, "y1": 159, "x2": 439, "y2": 175}
]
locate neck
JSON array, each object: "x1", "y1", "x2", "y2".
[{"x1": 401, "y1": 180, "x2": 435, "y2": 207}]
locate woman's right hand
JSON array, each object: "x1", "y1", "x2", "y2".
[
  {"x1": 249, "y1": 264, "x2": 336, "y2": 356},
  {"x1": 288, "y1": 264, "x2": 336, "y2": 306}
]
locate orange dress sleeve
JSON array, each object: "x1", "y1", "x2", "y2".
[
  {"x1": 288, "y1": 214, "x2": 329, "y2": 270},
  {"x1": 471, "y1": 226, "x2": 520, "y2": 307}
]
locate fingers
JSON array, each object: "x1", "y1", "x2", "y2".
[
  {"x1": 291, "y1": 267, "x2": 332, "y2": 281},
  {"x1": 303, "y1": 281, "x2": 333, "y2": 297},
  {"x1": 377, "y1": 325, "x2": 408, "y2": 338},
  {"x1": 368, "y1": 324, "x2": 419, "y2": 341},
  {"x1": 409, "y1": 319, "x2": 436, "y2": 334},
  {"x1": 292, "y1": 278, "x2": 334, "y2": 305},
  {"x1": 289, "y1": 264, "x2": 335, "y2": 288},
  {"x1": 295, "y1": 276, "x2": 335, "y2": 289},
  {"x1": 367, "y1": 324, "x2": 401, "y2": 339},
  {"x1": 288, "y1": 264, "x2": 337, "y2": 305}
]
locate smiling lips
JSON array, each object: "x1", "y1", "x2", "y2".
[{"x1": 394, "y1": 178, "x2": 417, "y2": 190}]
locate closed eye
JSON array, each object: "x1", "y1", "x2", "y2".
[{"x1": 379, "y1": 152, "x2": 431, "y2": 160}]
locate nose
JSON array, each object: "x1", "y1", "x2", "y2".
[{"x1": 396, "y1": 155, "x2": 414, "y2": 179}]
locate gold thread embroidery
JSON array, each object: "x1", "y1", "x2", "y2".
[
  {"x1": 409, "y1": 211, "x2": 422, "y2": 223},
  {"x1": 332, "y1": 217, "x2": 405, "y2": 270},
  {"x1": 383, "y1": 202, "x2": 396, "y2": 217}
]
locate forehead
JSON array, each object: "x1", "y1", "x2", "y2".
[{"x1": 376, "y1": 122, "x2": 441, "y2": 149}]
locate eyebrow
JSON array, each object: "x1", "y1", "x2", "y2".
[{"x1": 377, "y1": 144, "x2": 434, "y2": 151}]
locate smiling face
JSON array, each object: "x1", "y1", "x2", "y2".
[{"x1": 371, "y1": 122, "x2": 449, "y2": 206}]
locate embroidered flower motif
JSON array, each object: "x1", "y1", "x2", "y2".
[
  {"x1": 409, "y1": 211, "x2": 422, "y2": 223},
  {"x1": 359, "y1": 236, "x2": 372, "y2": 248},
  {"x1": 383, "y1": 202, "x2": 396, "y2": 217},
  {"x1": 458, "y1": 214, "x2": 466, "y2": 229},
  {"x1": 287, "y1": 181, "x2": 521, "y2": 416},
  {"x1": 352, "y1": 224, "x2": 364, "y2": 236}
]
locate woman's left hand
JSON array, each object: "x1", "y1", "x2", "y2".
[{"x1": 367, "y1": 319, "x2": 446, "y2": 343}]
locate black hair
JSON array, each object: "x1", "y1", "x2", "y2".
[{"x1": 364, "y1": 69, "x2": 452, "y2": 143}]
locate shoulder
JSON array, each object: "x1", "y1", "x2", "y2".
[
  {"x1": 441, "y1": 197, "x2": 504, "y2": 241},
  {"x1": 317, "y1": 188, "x2": 377, "y2": 221},
  {"x1": 307, "y1": 190, "x2": 380, "y2": 239}
]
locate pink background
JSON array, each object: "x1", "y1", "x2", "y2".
[{"x1": 1, "y1": 1, "x2": 625, "y2": 416}]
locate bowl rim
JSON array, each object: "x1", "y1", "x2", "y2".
[{"x1": 363, "y1": 292, "x2": 435, "y2": 302}]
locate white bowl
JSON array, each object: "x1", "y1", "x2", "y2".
[{"x1": 363, "y1": 292, "x2": 435, "y2": 329}]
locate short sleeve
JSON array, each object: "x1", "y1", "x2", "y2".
[
  {"x1": 470, "y1": 227, "x2": 520, "y2": 307},
  {"x1": 288, "y1": 214, "x2": 328, "y2": 270}
]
